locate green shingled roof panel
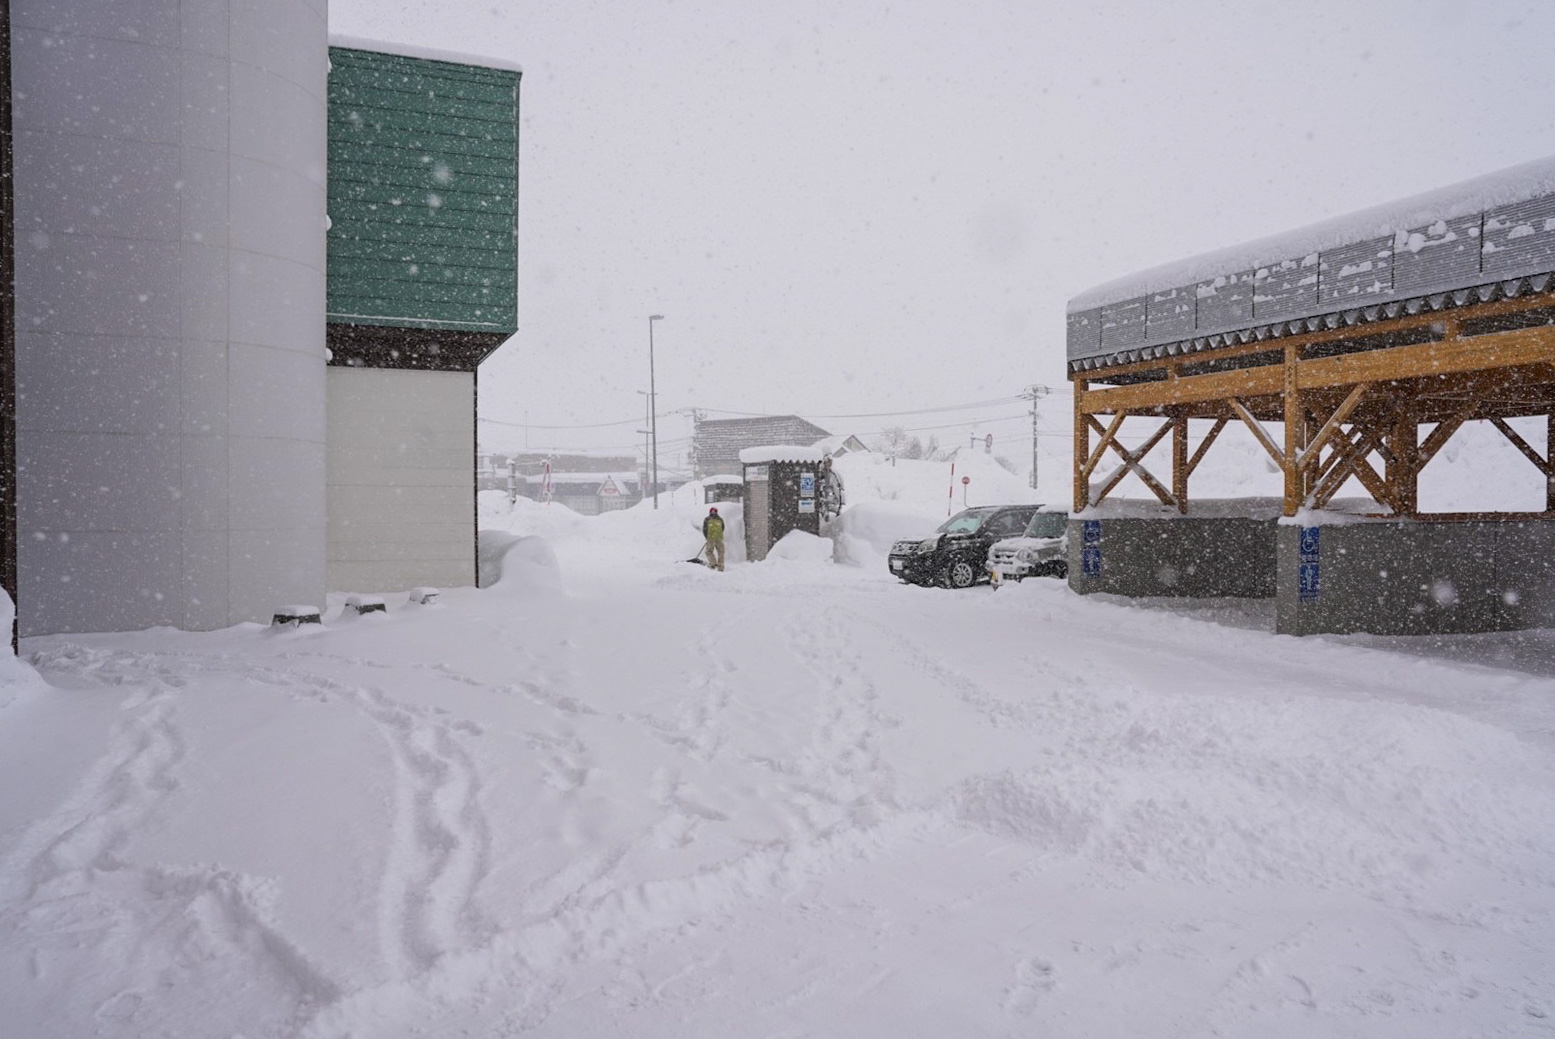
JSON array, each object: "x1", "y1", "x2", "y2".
[{"x1": 327, "y1": 46, "x2": 519, "y2": 333}]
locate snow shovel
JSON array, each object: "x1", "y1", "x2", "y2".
[{"x1": 684, "y1": 545, "x2": 708, "y2": 566}]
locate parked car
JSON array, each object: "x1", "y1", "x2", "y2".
[
  {"x1": 888, "y1": 505, "x2": 1040, "y2": 588},
  {"x1": 986, "y1": 507, "x2": 1069, "y2": 581}
]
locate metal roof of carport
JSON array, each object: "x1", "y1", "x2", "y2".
[{"x1": 1067, "y1": 156, "x2": 1555, "y2": 372}]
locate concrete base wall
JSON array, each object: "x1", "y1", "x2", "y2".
[
  {"x1": 1275, "y1": 520, "x2": 1555, "y2": 636},
  {"x1": 1066, "y1": 516, "x2": 1278, "y2": 599}
]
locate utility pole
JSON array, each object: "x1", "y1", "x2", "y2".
[
  {"x1": 648, "y1": 314, "x2": 664, "y2": 508},
  {"x1": 1026, "y1": 384, "x2": 1051, "y2": 492},
  {"x1": 635, "y1": 390, "x2": 651, "y2": 503}
]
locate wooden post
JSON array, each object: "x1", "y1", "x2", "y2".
[
  {"x1": 1388, "y1": 398, "x2": 1419, "y2": 517},
  {"x1": 1548, "y1": 411, "x2": 1555, "y2": 513},
  {"x1": 1172, "y1": 408, "x2": 1189, "y2": 514},
  {"x1": 1073, "y1": 378, "x2": 1089, "y2": 512},
  {"x1": 1282, "y1": 342, "x2": 1302, "y2": 516}
]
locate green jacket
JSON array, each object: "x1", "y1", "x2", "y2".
[{"x1": 702, "y1": 515, "x2": 725, "y2": 541}]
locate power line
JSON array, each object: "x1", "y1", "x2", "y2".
[
  {"x1": 481, "y1": 392, "x2": 1040, "y2": 431},
  {"x1": 478, "y1": 415, "x2": 643, "y2": 430},
  {"x1": 695, "y1": 395, "x2": 1030, "y2": 421}
]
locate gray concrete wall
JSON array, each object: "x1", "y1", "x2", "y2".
[
  {"x1": 1066, "y1": 516, "x2": 1278, "y2": 599},
  {"x1": 1275, "y1": 520, "x2": 1555, "y2": 636},
  {"x1": 12, "y1": 0, "x2": 328, "y2": 634}
]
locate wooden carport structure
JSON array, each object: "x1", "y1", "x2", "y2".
[
  {"x1": 1072, "y1": 293, "x2": 1555, "y2": 520},
  {"x1": 1065, "y1": 160, "x2": 1555, "y2": 634}
]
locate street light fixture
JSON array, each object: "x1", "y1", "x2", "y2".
[{"x1": 648, "y1": 314, "x2": 664, "y2": 508}]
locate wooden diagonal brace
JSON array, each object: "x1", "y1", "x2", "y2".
[
  {"x1": 1310, "y1": 420, "x2": 1389, "y2": 510},
  {"x1": 1082, "y1": 412, "x2": 1128, "y2": 478},
  {"x1": 1184, "y1": 417, "x2": 1229, "y2": 479},
  {"x1": 1417, "y1": 395, "x2": 1483, "y2": 470},
  {"x1": 1296, "y1": 382, "x2": 1371, "y2": 470},
  {"x1": 1091, "y1": 418, "x2": 1177, "y2": 507},
  {"x1": 1489, "y1": 416, "x2": 1555, "y2": 477},
  {"x1": 1228, "y1": 398, "x2": 1285, "y2": 467}
]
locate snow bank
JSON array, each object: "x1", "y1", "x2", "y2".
[
  {"x1": 766, "y1": 529, "x2": 835, "y2": 565},
  {"x1": 0, "y1": 592, "x2": 44, "y2": 705},
  {"x1": 476, "y1": 531, "x2": 562, "y2": 594},
  {"x1": 832, "y1": 451, "x2": 1041, "y2": 513},
  {"x1": 824, "y1": 499, "x2": 940, "y2": 558}
]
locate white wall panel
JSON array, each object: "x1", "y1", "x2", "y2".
[{"x1": 327, "y1": 368, "x2": 475, "y2": 593}]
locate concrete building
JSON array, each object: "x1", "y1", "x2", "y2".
[{"x1": 0, "y1": 4, "x2": 519, "y2": 638}]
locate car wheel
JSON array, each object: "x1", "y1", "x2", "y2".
[{"x1": 943, "y1": 560, "x2": 976, "y2": 589}]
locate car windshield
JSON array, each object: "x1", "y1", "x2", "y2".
[
  {"x1": 936, "y1": 510, "x2": 993, "y2": 535},
  {"x1": 1024, "y1": 512, "x2": 1068, "y2": 538}
]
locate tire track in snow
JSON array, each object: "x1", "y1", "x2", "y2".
[
  {"x1": 349, "y1": 685, "x2": 496, "y2": 975},
  {"x1": 18, "y1": 646, "x2": 506, "y2": 1022},
  {"x1": 775, "y1": 603, "x2": 902, "y2": 838},
  {"x1": 2, "y1": 645, "x2": 341, "y2": 1037}
]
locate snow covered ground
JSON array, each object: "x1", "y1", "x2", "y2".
[{"x1": 3, "y1": 470, "x2": 1555, "y2": 1037}]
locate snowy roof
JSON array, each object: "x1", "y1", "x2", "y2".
[
  {"x1": 1070, "y1": 156, "x2": 1555, "y2": 313},
  {"x1": 740, "y1": 445, "x2": 827, "y2": 464},
  {"x1": 693, "y1": 415, "x2": 831, "y2": 478},
  {"x1": 702, "y1": 475, "x2": 743, "y2": 485},
  {"x1": 329, "y1": 33, "x2": 524, "y2": 75},
  {"x1": 527, "y1": 471, "x2": 639, "y2": 487},
  {"x1": 810, "y1": 434, "x2": 869, "y2": 455}
]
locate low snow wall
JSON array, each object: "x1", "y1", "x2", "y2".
[
  {"x1": 1274, "y1": 519, "x2": 1555, "y2": 636},
  {"x1": 1066, "y1": 515, "x2": 1278, "y2": 599}
]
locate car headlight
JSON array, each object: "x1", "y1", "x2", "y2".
[
  {"x1": 917, "y1": 537, "x2": 940, "y2": 554},
  {"x1": 1016, "y1": 549, "x2": 1035, "y2": 562}
]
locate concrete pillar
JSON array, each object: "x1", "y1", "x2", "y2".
[{"x1": 11, "y1": 0, "x2": 328, "y2": 634}]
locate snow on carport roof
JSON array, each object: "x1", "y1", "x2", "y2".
[{"x1": 1068, "y1": 155, "x2": 1555, "y2": 314}]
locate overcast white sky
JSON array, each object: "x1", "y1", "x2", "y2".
[{"x1": 333, "y1": 0, "x2": 1555, "y2": 460}]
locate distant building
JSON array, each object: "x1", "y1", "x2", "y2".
[
  {"x1": 692, "y1": 415, "x2": 832, "y2": 479},
  {"x1": 810, "y1": 434, "x2": 870, "y2": 458}
]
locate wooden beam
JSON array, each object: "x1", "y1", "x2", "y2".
[
  {"x1": 1488, "y1": 416, "x2": 1555, "y2": 477},
  {"x1": 1081, "y1": 365, "x2": 1283, "y2": 414},
  {"x1": 1228, "y1": 397, "x2": 1285, "y2": 466},
  {"x1": 1295, "y1": 324, "x2": 1555, "y2": 392}
]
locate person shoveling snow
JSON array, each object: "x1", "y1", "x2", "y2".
[{"x1": 701, "y1": 506, "x2": 726, "y2": 571}]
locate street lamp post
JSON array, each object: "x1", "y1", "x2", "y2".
[{"x1": 648, "y1": 314, "x2": 664, "y2": 508}]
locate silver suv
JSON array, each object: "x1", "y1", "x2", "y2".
[{"x1": 986, "y1": 508, "x2": 1069, "y2": 582}]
